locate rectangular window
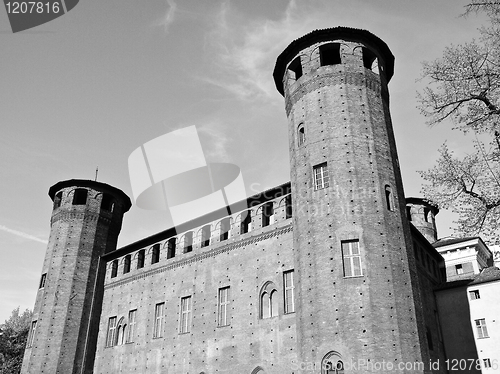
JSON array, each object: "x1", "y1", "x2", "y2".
[
  {"x1": 106, "y1": 316, "x2": 117, "y2": 347},
  {"x1": 484, "y1": 359, "x2": 492, "y2": 369},
  {"x1": 455, "y1": 264, "x2": 463, "y2": 275},
  {"x1": 313, "y1": 163, "x2": 329, "y2": 190},
  {"x1": 475, "y1": 318, "x2": 489, "y2": 339},
  {"x1": 469, "y1": 290, "x2": 480, "y2": 300},
  {"x1": 180, "y1": 296, "x2": 192, "y2": 334},
  {"x1": 126, "y1": 309, "x2": 137, "y2": 343},
  {"x1": 39, "y1": 273, "x2": 47, "y2": 289},
  {"x1": 342, "y1": 240, "x2": 362, "y2": 277},
  {"x1": 27, "y1": 320, "x2": 37, "y2": 347},
  {"x1": 284, "y1": 270, "x2": 295, "y2": 314},
  {"x1": 218, "y1": 287, "x2": 230, "y2": 327},
  {"x1": 153, "y1": 303, "x2": 164, "y2": 338}
]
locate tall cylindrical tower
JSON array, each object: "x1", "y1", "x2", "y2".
[
  {"x1": 406, "y1": 197, "x2": 439, "y2": 243},
  {"x1": 21, "y1": 180, "x2": 131, "y2": 374},
  {"x1": 274, "y1": 28, "x2": 430, "y2": 372}
]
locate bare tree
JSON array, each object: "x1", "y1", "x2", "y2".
[{"x1": 418, "y1": 1, "x2": 500, "y2": 244}]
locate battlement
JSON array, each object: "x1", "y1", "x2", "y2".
[{"x1": 103, "y1": 183, "x2": 292, "y2": 282}]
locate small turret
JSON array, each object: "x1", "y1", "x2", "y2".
[
  {"x1": 21, "y1": 180, "x2": 131, "y2": 374},
  {"x1": 406, "y1": 197, "x2": 439, "y2": 243}
]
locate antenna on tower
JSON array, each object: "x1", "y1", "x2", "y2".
[{"x1": 95, "y1": 167, "x2": 99, "y2": 181}]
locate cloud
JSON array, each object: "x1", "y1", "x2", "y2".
[
  {"x1": 159, "y1": 0, "x2": 177, "y2": 33},
  {"x1": 0, "y1": 225, "x2": 48, "y2": 244},
  {"x1": 196, "y1": 120, "x2": 231, "y2": 163},
  {"x1": 200, "y1": 0, "x2": 336, "y2": 102}
]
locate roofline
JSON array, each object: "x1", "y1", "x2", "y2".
[
  {"x1": 273, "y1": 27, "x2": 395, "y2": 95},
  {"x1": 104, "y1": 181, "x2": 292, "y2": 259},
  {"x1": 48, "y1": 179, "x2": 132, "y2": 212},
  {"x1": 406, "y1": 197, "x2": 439, "y2": 215},
  {"x1": 433, "y1": 236, "x2": 492, "y2": 258},
  {"x1": 468, "y1": 275, "x2": 500, "y2": 286}
]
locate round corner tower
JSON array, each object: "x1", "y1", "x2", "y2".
[
  {"x1": 406, "y1": 197, "x2": 439, "y2": 243},
  {"x1": 274, "y1": 28, "x2": 431, "y2": 372},
  {"x1": 21, "y1": 179, "x2": 131, "y2": 374}
]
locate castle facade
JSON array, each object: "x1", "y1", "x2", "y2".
[{"x1": 22, "y1": 27, "x2": 451, "y2": 374}]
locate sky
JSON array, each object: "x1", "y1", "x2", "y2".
[{"x1": 0, "y1": 0, "x2": 488, "y2": 323}]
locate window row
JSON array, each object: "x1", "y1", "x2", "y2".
[
  {"x1": 53, "y1": 188, "x2": 115, "y2": 213},
  {"x1": 311, "y1": 162, "x2": 395, "y2": 213},
  {"x1": 110, "y1": 196, "x2": 292, "y2": 279},
  {"x1": 287, "y1": 42, "x2": 379, "y2": 81},
  {"x1": 106, "y1": 271, "x2": 295, "y2": 347}
]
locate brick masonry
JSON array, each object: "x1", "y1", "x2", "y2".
[{"x1": 22, "y1": 28, "x2": 449, "y2": 374}]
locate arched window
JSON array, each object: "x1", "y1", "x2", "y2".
[
  {"x1": 385, "y1": 185, "x2": 394, "y2": 211},
  {"x1": 424, "y1": 207, "x2": 431, "y2": 223},
  {"x1": 123, "y1": 255, "x2": 131, "y2": 274},
  {"x1": 261, "y1": 292, "x2": 270, "y2": 319},
  {"x1": 116, "y1": 317, "x2": 126, "y2": 346},
  {"x1": 137, "y1": 249, "x2": 145, "y2": 269},
  {"x1": 111, "y1": 260, "x2": 118, "y2": 278},
  {"x1": 319, "y1": 43, "x2": 341, "y2": 66},
  {"x1": 406, "y1": 205, "x2": 412, "y2": 221},
  {"x1": 72, "y1": 188, "x2": 88, "y2": 205},
  {"x1": 151, "y1": 244, "x2": 160, "y2": 264},
  {"x1": 261, "y1": 202, "x2": 274, "y2": 227},
  {"x1": 200, "y1": 225, "x2": 211, "y2": 247},
  {"x1": 240, "y1": 210, "x2": 252, "y2": 234},
  {"x1": 53, "y1": 191, "x2": 63, "y2": 209},
  {"x1": 101, "y1": 193, "x2": 114, "y2": 212},
  {"x1": 288, "y1": 56, "x2": 302, "y2": 80},
  {"x1": 219, "y1": 218, "x2": 231, "y2": 242},
  {"x1": 322, "y1": 351, "x2": 344, "y2": 374},
  {"x1": 270, "y1": 290, "x2": 278, "y2": 317},
  {"x1": 298, "y1": 124, "x2": 305, "y2": 146},
  {"x1": 260, "y1": 282, "x2": 278, "y2": 318},
  {"x1": 183, "y1": 232, "x2": 193, "y2": 253},
  {"x1": 166, "y1": 238, "x2": 176, "y2": 259},
  {"x1": 362, "y1": 47, "x2": 378, "y2": 73}
]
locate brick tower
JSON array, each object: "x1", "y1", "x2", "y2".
[
  {"x1": 274, "y1": 28, "x2": 430, "y2": 372},
  {"x1": 406, "y1": 197, "x2": 439, "y2": 244},
  {"x1": 21, "y1": 180, "x2": 131, "y2": 374}
]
